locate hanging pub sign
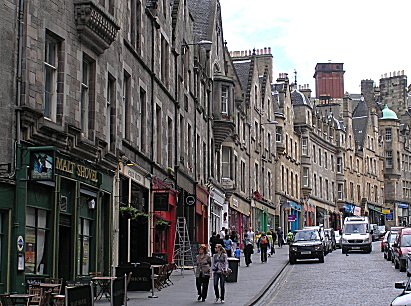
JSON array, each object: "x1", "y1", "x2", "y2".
[
  {"x1": 30, "y1": 150, "x2": 55, "y2": 181},
  {"x1": 154, "y1": 193, "x2": 169, "y2": 211}
]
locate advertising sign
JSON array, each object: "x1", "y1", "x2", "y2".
[{"x1": 288, "y1": 215, "x2": 296, "y2": 222}]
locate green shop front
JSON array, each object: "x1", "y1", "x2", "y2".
[{"x1": 12, "y1": 146, "x2": 113, "y2": 293}]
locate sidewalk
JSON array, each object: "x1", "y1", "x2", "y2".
[{"x1": 95, "y1": 246, "x2": 289, "y2": 306}]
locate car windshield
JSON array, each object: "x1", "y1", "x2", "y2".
[
  {"x1": 294, "y1": 231, "x2": 320, "y2": 241},
  {"x1": 344, "y1": 223, "x2": 367, "y2": 234},
  {"x1": 402, "y1": 235, "x2": 411, "y2": 247}
]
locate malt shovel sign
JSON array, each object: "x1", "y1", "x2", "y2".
[{"x1": 186, "y1": 195, "x2": 195, "y2": 206}]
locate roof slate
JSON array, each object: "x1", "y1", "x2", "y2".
[
  {"x1": 187, "y1": 0, "x2": 212, "y2": 41},
  {"x1": 233, "y1": 61, "x2": 251, "y2": 95}
]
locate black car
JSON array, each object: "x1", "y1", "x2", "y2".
[{"x1": 289, "y1": 229, "x2": 325, "y2": 264}]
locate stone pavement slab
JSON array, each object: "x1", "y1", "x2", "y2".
[{"x1": 95, "y1": 246, "x2": 289, "y2": 306}]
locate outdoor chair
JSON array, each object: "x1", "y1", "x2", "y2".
[{"x1": 0, "y1": 294, "x2": 13, "y2": 306}]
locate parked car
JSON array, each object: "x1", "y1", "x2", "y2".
[
  {"x1": 386, "y1": 227, "x2": 406, "y2": 261},
  {"x1": 325, "y1": 228, "x2": 336, "y2": 250},
  {"x1": 381, "y1": 231, "x2": 389, "y2": 252},
  {"x1": 392, "y1": 228, "x2": 411, "y2": 272},
  {"x1": 334, "y1": 230, "x2": 342, "y2": 248},
  {"x1": 289, "y1": 229, "x2": 325, "y2": 264},
  {"x1": 378, "y1": 225, "x2": 386, "y2": 239},
  {"x1": 406, "y1": 252, "x2": 411, "y2": 277},
  {"x1": 391, "y1": 277, "x2": 411, "y2": 305}
]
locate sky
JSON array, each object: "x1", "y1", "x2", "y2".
[{"x1": 220, "y1": 0, "x2": 410, "y2": 96}]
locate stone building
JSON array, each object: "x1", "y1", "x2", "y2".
[
  {"x1": 228, "y1": 48, "x2": 277, "y2": 238},
  {"x1": 273, "y1": 74, "x2": 302, "y2": 232},
  {"x1": 0, "y1": 0, "x2": 231, "y2": 292}
]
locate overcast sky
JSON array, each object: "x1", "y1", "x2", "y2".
[{"x1": 220, "y1": 0, "x2": 410, "y2": 96}]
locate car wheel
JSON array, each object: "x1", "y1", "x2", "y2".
[
  {"x1": 384, "y1": 252, "x2": 387, "y2": 259},
  {"x1": 407, "y1": 271, "x2": 411, "y2": 277},
  {"x1": 289, "y1": 257, "x2": 296, "y2": 265},
  {"x1": 319, "y1": 253, "x2": 324, "y2": 263},
  {"x1": 342, "y1": 248, "x2": 346, "y2": 254}
]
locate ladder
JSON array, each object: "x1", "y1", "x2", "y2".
[{"x1": 172, "y1": 217, "x2": 195, "y2": 274}]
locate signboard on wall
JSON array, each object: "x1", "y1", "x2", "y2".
[
  {"x1": 154, "y1": 193, "x2": 169, "y2": 211},
  {"x1": 30, "y1": 151, "x2": 54, "y2": 180}
]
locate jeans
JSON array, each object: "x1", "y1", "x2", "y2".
[
  {"x1": 213, "y1": 273, "x2": 225, "y2": 300},
  {"x1": 196, "y1": 274, "x2": 210, "y2": 300},
  {"x1": 260, "y1": 244, "x2": 268, "y2": 262}
]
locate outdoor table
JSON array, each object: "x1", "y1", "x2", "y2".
[
  {"x1": 9, "y1": 293, "x2": 35, "y2": 306},
  {"x1": 92, "y1": 276, "x2": 116, "y2": 300}
]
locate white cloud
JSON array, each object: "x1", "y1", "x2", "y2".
[{"x1": 221, "y1": 0, "x2": 411, "y2": 94}]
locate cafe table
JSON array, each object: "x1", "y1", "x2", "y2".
[
  {"x1": 92, "y1": 276, "x2": 116, "y2": 300},
  {"x1": 9, "y1": 293, "x2": 35, "y2": 306}
]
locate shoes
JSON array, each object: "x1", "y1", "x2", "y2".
[
  {"x1": 202, "y1": 299, "x2": 206, "y2": 302},
  {"x1": 214, "y1": 298, "x2": 219, "y2": 303},
  {"x1": 221, "y1": 300, "x2": 225, "y2": 303},
  {"x1": 198, "y1": 295, "x2": 202, "y2": 301},
  {"x1": 246, "y1": 264, "x2": 249, "y2": 267}
]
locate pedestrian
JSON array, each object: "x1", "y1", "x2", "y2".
[
  {"x1": 223, "y1": 234, "x2": 233, "y2": 257},
  {"x1": 220, "y1": 227, "x2": 226, "y2": 239},
  {"x1": 230, "y1": 230, "x2": 239, "y2": 251},
  {"x1": 255, "y1": 231, "x2": 262, "y2": 253},
  {"x1": 195, "y1": 244, "x2": 211, "y2": 302},
  {"x1": 266, "y1": 231, "x2": 273, "y2": 257},
  {"x1": 212, "y1": 244, "x2": 228, "y2": 303},
  {"x1": 209, "y1": 232, "x2": 220, "y2": 255},
  {"x1": 258, "y1": 232, "x2": 269, "y2": 263},
  {"x1": 287, "y1": 231, "x2": 294, "y2": 244},
  {"x1": 243, "y1": 233, "x2": 254, "y2": 267},
  {"x1": 247, "y1": 226, "x2": 255, "y2": 243},
  {"x1": 276, "y1": 227, "x2": 284, "y2": 248},
  {"x1": 271, "y1": 230, "x2": 277, "y2": 254}
]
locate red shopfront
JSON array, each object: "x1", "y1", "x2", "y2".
[
  {"x1": 152, "y1": 178, "x2": 178, "y2": 263},
  {"x1": 196, "y1": 185, "x2": 209, "y2": 244}
]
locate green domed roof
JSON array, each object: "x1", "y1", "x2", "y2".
[{"x1": 381, "y1": 104, "x2": 398, "y2": 120}]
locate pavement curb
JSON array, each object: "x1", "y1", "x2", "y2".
[{"x1": 244, "y1": 261, "x2": 289, "y2": 306}]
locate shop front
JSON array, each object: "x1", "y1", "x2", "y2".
[
  {"x1": 229, "y1": 196, "x2": 250, "y2": 249},
  {"x1": 209, "y1": 187, "x2": 224, "y2": 239},
  {"x1": 288, "y1": 201, "x2": 302, "y2": 232},
  {"x1": 368, "y1": 204, "x2": 384, "y2": 225},
  {"x1": 14, "y1": 146, "x2": 113, "y2": 293},
  {"x1": 253, "y1": 200, "x2": 276, "y2": 234},
  {"x1": 195, "y1": 185, "x2": 208, "y2": 245},
  {"x1": 152, "y1": 177, "x2": 177, "y2": 263},
  {"x1": 397, "y1": 202, "x2": 409, "y2": 226},
  {"x1": 304, "y1": 202, "x2": 315, "y2": 227},
  {"x1": 117, "y1": 163, "x2": 150, "y2": 266}
]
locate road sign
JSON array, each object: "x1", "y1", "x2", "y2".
[
  {"x1": 17, "y1": 235, "x2": 24, "y2": 252},
  {"x1": 185, "y1": 195, "x2": 195, "y2": 206}
]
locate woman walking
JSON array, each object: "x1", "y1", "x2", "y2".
[
  {"x1": 243, "y1": 233, "x2": 254, "y2": 267},
  {"x1": 212, "y1": 244, "x2": 228, "y2": 303},
  {"x1": 195, "y1": 244, "x2": 211, "y2": 302}
]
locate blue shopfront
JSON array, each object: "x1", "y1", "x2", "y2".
[{"x1": 289, "y1": 201, "x2": 302, "y2": 232}]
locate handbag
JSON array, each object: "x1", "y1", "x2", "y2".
[{"x1": 223, "y1": 267, "x2": 232, "y2": 277}]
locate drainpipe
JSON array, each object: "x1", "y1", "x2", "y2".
[{"x1": 16, "y1": 0, "x2": 25, "y2": 145}]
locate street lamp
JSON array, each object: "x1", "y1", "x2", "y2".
[{"x1": 182, "y1": 40, "x2": 213, "y2": 52}]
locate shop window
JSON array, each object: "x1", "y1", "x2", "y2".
[
  {"x1": 77, "y1": 218, "x2": 91, "y2": 275},
  {"x1": 25, "y1": 207, "x2": 48, "y2": 274}
]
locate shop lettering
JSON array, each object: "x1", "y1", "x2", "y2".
[
  {"x1": 56, "y1": 157, "x2": 98, "y2": 183},
  {"x1": 55, "y1": 157, "x2": 75, "y2": 174},
  {"x1": 77, "y1": 165, "x2": 97, "y2": 182}
]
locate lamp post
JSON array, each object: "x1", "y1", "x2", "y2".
[{"x1": 182, "y1": 40, "x2": 213, "y2": 51}]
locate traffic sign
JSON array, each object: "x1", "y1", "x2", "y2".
[
  {"x1": 185, "y1": 195, "x2": 195, "y2": 206},
  {"x1": 17, "y1": 235, "x2": 24, "y2": 252}
]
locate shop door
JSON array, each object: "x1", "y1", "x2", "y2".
[{"x1": 58, "y1": 215, "x2": 72, "y2": 284}]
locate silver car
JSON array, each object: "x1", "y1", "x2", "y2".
[{"x1": 334, "y1": 230, "x2": 342, "y2": 248}]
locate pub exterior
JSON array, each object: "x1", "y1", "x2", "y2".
[{"x1": 11, "y1": 146, "x2": 113, "y2": 293}]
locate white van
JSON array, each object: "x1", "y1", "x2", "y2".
[{"x1": 341, "y1": 216, "x2": 372, "y2": 254}]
